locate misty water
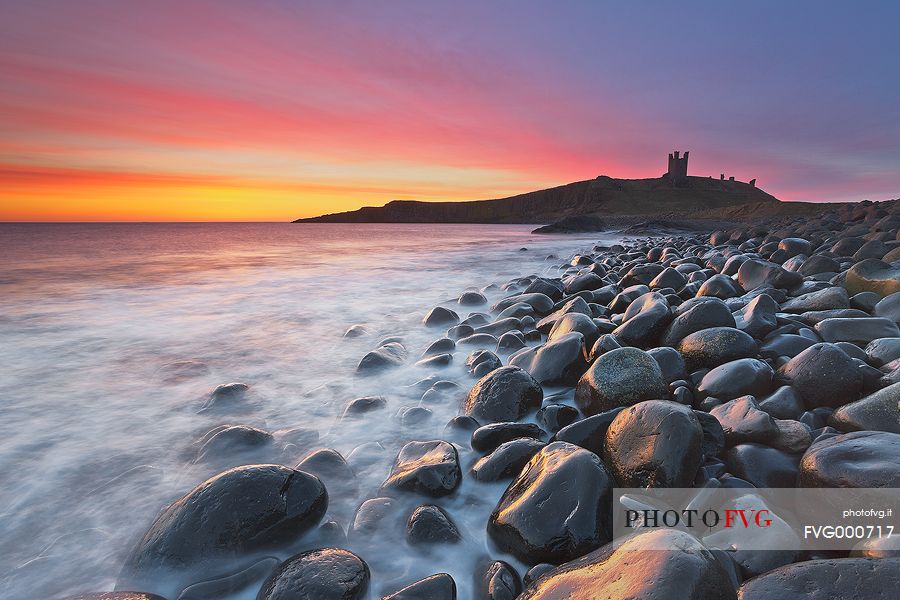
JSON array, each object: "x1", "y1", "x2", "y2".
[{"x1": 0, "y1": 223, "x2": 623, "y2": 599}]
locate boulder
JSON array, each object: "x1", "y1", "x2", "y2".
[
  {"x1": 488, "y1": 442, "x2": 614, "y2": 564},
  {"x1": 383, "y1": 573, "x2": 457, "y2": 600},
  {"x1": 844, "y1": 259, "x2": 900, "y2": 297},
  {"x1": 736, "y1": 557, "x2": 900, "y2": 600},
  {"x1": 406, "y1": 505, "x2": 461, "y2": 545},
  {"x1": 709, "y1": 396, "x2": 779, "y2": 445},
  {"x1": 778, "y1": 343, "x2": 863, "y2": 409},
  {"x1": 799, "y1": 430, "x2": 900, "y2": 488},
  {"x1": 472, "y1": 438, "x2": 546, "y2": 481},
  {"x1": 781, "y1": 287, "x2": 850, "y2": 313},
  {"x1": 696, "y1": 359, "x2": 774, "y2": 401},
  {"x1": 117, "y1": 466, "x2": 327, "y2": 597},
  {"x1": 678, "y1": 327, "x2": 757, "y2": 371},
  {"x1": 815, "y1": 317, "x2": 900, "y2": 344},
  {"x1": 423, "y1": 307, "x2": 459, "y2": 327},
  {"x1": 473, "y1": 560, "x2": 522, "y2": 600},
  {"x1": 612, "y1": 292, "x2": 673, "y2": 348},
  {"x1": 725, "y1": 443, "x2": 800, "y2": 487},
  {"x1": 519, "y1": 529, "x2": 737, "y2": 600},
  {"x1": 471, "y1": 422, "x2": 546, "y2": 453},
  {"x1": 662, "y1": 298, "x2": 736, "y2": 346},
  {"x1": 552, "y1": 408, "x2": 625, "y2": 456},
  {"x1": 464, "y1": 366, "x2": 542, "y2": 423},
  {"x1": 509, "y1": 332, "x2": 588, "y2": 386},
  {"x1": 604, "y1": 400, "x2": 703, "y2": 487},
  {"x1": 381, "y1": 441, "x2": 461, "y2": 497},
  {"x1": 733, "y1": 294, "x2": 778, "y2": 338},
  {"x1": 829, "y1": 382, "x2": 900, "y2": 433},
  {"x1": 575, "y1": 347, "x2": 667, "y2": 415},
  {"x1": 256, "y1": 548, "x2": 369, "y2": 600}
]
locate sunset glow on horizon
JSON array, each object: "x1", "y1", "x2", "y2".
[{"x1": 2, "y1": 0, "x2": 899, "y2": 221}]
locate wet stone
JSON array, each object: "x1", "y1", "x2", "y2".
[
  {"x1": 464, "y1": 366, "x2": 543, "y2": 423},
  {"x1": 696, "y1": 358, "x2": 774, "y2": 401},
  {"x1": 709, "y1": 396, "x2": 779, "y2": 445},
  {"x1": 471, "y1": 422, "x2": 546, "y2": 453},
  {"x1": 471, "y1": 437, "x2": 546, "y2": 481},
  {"x1": 381, "y1": 441, "x2": 461, "y2": 497},
  {"x1": 519, "y1": 529, "x2": 737, "y2": 600},
  {"x1": 552, "y1": 408, "x2": 625, "y2": 456},
  {"x1": 383, "y1": 573, "x2": 457, "y2": 600},
  {"x1": 799, "y1": 430, "x2": 900, "y2": 488},
  {"x1": 574, "y1": 347, "x2": 667, "y2": 416},
  {"x1": 604, "y1": 400, "x2": 703, "y2": 488},
  {"x1": 256, "y1": 548, "x2": 370, "y2": 600},
  {"x1": 488, "y1": 442, "x2": 615, "y2": 564},
  {"x1": 405, "y1": 504, "x2": 461, "y2": 545}
]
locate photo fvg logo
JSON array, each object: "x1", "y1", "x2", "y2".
[
  {"x1": 613, "y1": 488, "x2": 898, "y2": 551},
  {"x1": 624, "y1": 507, "x2": 773, "y2": 530}
]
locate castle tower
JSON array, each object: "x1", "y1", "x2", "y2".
[{"x1": 667, "y1": 150, "x2": 689, "y2": 185}]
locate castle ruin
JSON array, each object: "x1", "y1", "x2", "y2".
[{"x1": 667, "y1": 150, "x2": 689, "y2": 185}]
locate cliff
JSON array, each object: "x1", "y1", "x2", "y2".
[{"x1": 293, "y1": 175, "x2": 834, "y2": 224}]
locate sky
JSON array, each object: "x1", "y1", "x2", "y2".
[{"x1": 1, "y1": 0, "x2": 899, "y2": 221}]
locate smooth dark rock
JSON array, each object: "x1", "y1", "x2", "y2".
[
  {"x1": 472, "y1": 438, "x2": 546, "y2": 481},
  {"x1": 474, "y1": 560, "x2": 521, "y2": 600},
  {"x1": 492, "y1": 293, "x2": 554, "y2": 316},
  {"x1": 442, "y1": 416, "x2": 480, "y2": 447},
  {"x1": 552, "y1": 408, "x2": 625, "y2": 456},
  {"x1": 497, "y1": 331, "x2": 526, "y2": 353},
  {"x1": 199, "y1": 382, "x2": 251, "y2": 413},
  {"x1": 423, "y1": 307, "x2": 459, "y2": 327},
  {"x1": 459, "y1": 291, "x2": 487, "y2": 306},
  {"x1": 464, "y1": 366, "x2": 542, "y2": 423},
  {"x1": 348, "y1": 497, "x2": 400, "y2": 544},
  {"x1": 519, "y1": 529, "x2": 737, "y2": 600},
  {"x1": 737, "y1": 259, "x2": 802, "y2": 291},
  {"x1": 816, "y1": 317, "x2": 900, "y2": 344},
  {"x1": 381, "y1": 441, "x2": 461, "y2": 497},
  {"x1": 536, "y1": 403, "x2": 579, "y2": 433},
  {"x1": 845, "y1": 259, "x2": 900, "y2": 297},
  {"x1": 612, "y1": 292, "x2": 672, "y2": 348},
  {"x1": 678, "y1": 327, "x2": 757, "y2": 371},
  {"x1": 342, "y1": 396, "x2": 387, "y2": 418},
  {"x1": 725, "y1": 443, "x2": 800, "y2": 488},
  {"x1": 696, "y1": 359, "x2": 774, "y2": 401},
  {"x1": 118, "y1": 466, "x2": 327, "y2": 597},
  {"x1": 357, "y1": 342, "x2": 406, "y2": 373},
  {"x1": 575, "y1": 347, "x2": 667, "y2": 415},
  {"x1": 488, "y1": 442, "x2": 614, "y2": 564},
  {"x1": 781, "y1": 287, "x2": 849, "y2": 313},
  {"x1": 799, "y1": 430, "x2": 900, "y2": 488},
  {"x1": 604, "y1": 400, "x2": 703, "y2": 487},
  {"x1": 866, "y1": 337, "x2": 900, "y2": 366},
  {"x1": 194, "y1": 425, "x2": 273, "y2": 461},
  {"x1": 695, "y1": 410, "x2": 726, "y2": 460},
  {"x1": 647, "y1": 346, "x2": 688, "y2": 383},
  {"x1": 65, "y1": 595, "x2": 167, "y2": 600},
  {"x1": 829, "y1": 382, "x2": 900, "y2": 433},
  {"x1": 509, "y1": 332, "x2": 588, "y2": 386},
  {"x1": 759, "y1": 334, "x2": 816, "y2": 360},
  {"x1": 875, "y1": 291, "x2": 900, "y2": 324},
  {"x1": 709, "y1": 396, "x2": 779, "y2": 445},
  {"x1": 769, "y1": 418, "x2": 813, "y2": 453},
  {"x1": 778, "y1": 343, "x2": 863, "y2": 409},
  {"x1": 697, "y1": 274, "x2": 744, "y2": 299},
  {"x1": 733, "y1": 294, "x2": 779, "y2": 338},
  {"x1": 736, "y1": 557, "x2": 900, "y2": 600},
  {"x1": 383, "y1": 573, "x2": 457, "y2": 600},
  {"x1": 406, "y1": 505, "x2": 461, "y2": 545},
  {"x1": 471, "y1": 422, "x2": 545, "y2": 453},
  {"x1": 298, "y1": 448, "x2": 354, "y2": 481},
  {"x1": 256, "y1": 548, "x2": 369, "y2": 600},
  {"x1": 662, "y1": 297, "x2": 736, "y2": 345},
  {"x1": 547, "y1": 313, "x2": 599, "y2": 352}
]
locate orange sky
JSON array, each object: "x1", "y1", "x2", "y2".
[{"x1": 2, "y1": 1, "x2": 898, "y2": 221}]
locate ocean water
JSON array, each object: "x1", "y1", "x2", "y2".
[{"x1": 0, "y1": 223, "x2": 619, "y2": 599}]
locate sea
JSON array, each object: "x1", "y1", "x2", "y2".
[{"x1": 0, "y1": 222, "x2": 620, "y2": 599}]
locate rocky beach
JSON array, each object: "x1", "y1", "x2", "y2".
[{"x1": 38, "y1": 199, "x2": 899, "y2": 600}]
